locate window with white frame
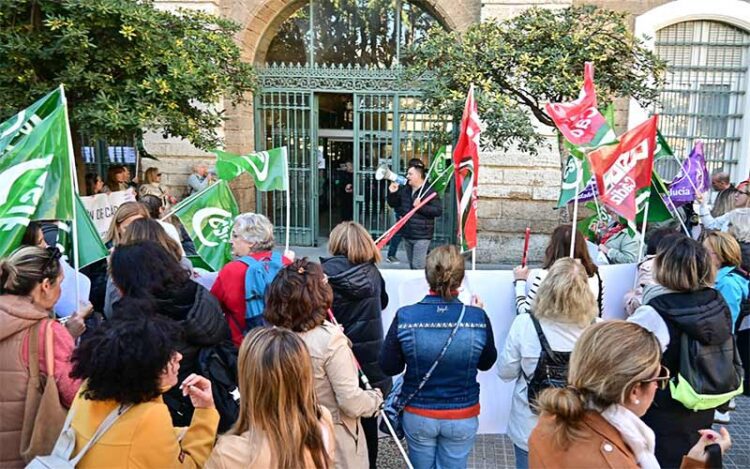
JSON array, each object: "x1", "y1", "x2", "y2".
[{"x1": 655, "y1": 20, "x2": 749, "y2": 180}]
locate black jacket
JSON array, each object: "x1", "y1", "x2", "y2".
[
  {"x1": 641, "y1": 288, "x2": 731, "y2": 467},
  {"x1": 132, "y1": 281, "x2": 231, "y2": 426},
  {"x1": 386, "y1": 184, "x2": 442, "y2": 240},
  {"x1": 740, "y1": 241, "x2": 750, "y2": 273},
  {"x1": 321, "y1": 255, "x2": 392, "y2": 393}
]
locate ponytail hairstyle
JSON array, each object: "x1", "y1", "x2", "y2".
[
  {"x1": 0, "y1": 246, "x2": 62, "y2": 296},
  {"x1": 425, "y1": 245, "x2": 464, "y2": 300},
  {"x1": 536, "y1": 321, "x2": 661, "y2": 449}
]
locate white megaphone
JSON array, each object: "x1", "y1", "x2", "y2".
[{"x1": 375, "y1": 164, "x2": 407, "y2": 185}]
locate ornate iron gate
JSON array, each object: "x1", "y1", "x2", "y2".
[{"x1": 254, "y1": 65, "x2": 454, "y2": 246}]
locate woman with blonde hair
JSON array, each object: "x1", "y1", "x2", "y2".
[
  {"x1": 498, "y1": 257, "x2": 599, "y2": 468},
  {"x1": 380, "y1": 245, "x2": 496, "y2": 469},
  {"x1": 265, "y1": 259, "x2": 382, "y2": 469},
  {"x1": 206, "y1": 327, "x2": 335, "y2": 468},
  {"x1": 138, "y1": 167, "x2": 176, "y2": 208},
  {"x1": 529, "y1": 321, "x2": 731, "y2": 468},
  {"x1": 103, "y1": 202, "x2": 150, "y2": 248},
  {"x1": 321, "y1": 221, "x2": 388, "y2": 468},
  {"x1": 703, "y1": 231, "x2": 748, "y2": 328}
]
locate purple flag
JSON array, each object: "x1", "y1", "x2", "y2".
[
  {"x1": 668, "y1": 141, "x2": 709, "y2": 206},
  {"x1": 576, "y1": 177, "x2": 598, "y2": 202}
]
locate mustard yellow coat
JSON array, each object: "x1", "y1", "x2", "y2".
[{"x1": 69, "y1": 393, "x2": 219, "y2": 468}]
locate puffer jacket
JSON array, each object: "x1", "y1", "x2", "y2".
[
  {"x1": 386, "y1": 184, "x2": 442, "y2": 240},
  {"x1": 740, "y1": 241, "x2": 750, "y2": 273},
  {"x1": 0, "y1": 295, "x2": 80, "y2": 468},
  {"x1": 113, "y1": 281, "x2": 230, "y2": 426},
  {"x1": 715, "y1": 266, "x2": 750, "y2": 328},
  {"x1": 321, "y1": 256, "x2": 391, "y2": 393}
]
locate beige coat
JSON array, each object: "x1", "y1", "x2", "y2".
[
  {"x1": 205, "y1": 406, "x2": 335, "y2": 468},
  {"x1": 299, "y1": 322, "x2": 383, "y2": 469}
]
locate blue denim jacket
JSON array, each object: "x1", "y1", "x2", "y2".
[{"x1": 379, "y1": 295, "x2": 497, "y2": 410}]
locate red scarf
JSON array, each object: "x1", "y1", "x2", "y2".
[{"x1": 600, "y1": 224, "x2": 626, "y2": 245}]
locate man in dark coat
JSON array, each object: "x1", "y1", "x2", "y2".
[{"x1": 386, "y1": 162, "x2": 442, "y2": 269}]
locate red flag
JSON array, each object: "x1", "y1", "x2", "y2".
[
  {"x1": 588, "y1": 116, "x2": 658, "y2": 221},
  {"x1": 375, "y1": 192, "x2": 437, "y2": 250},
  {"x1": 546, "y1": 62, "x2": 609, "y2": 146},
  {"x1": 453, "y1": 85, "x2": 480, "y2": 252}
]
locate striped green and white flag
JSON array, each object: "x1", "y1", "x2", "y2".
[{"x1": 214, "y1": 147, "x2": 289, "y2": 191}]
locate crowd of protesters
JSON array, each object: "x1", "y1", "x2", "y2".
[{"x1": 0, "y1": 169, "x2": 748, "y2": 469}]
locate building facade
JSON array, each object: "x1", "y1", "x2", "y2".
[{"x1": 145, "y1": 0, "x2": 750, "y2": 263}]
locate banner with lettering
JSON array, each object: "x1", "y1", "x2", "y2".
[
  {"x1": 668, "y1": 141, "x2": 709, "y2": 206},
  {"x1": 80, "y1": 189, "x2": 137, "y2": 238},
  {"x1": 588, "y1": 116, "x2": 658, "y2": 221}
]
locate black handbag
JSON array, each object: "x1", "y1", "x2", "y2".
[{"x1": 380, "y1": 305, "x2": 466, "y2": 438}]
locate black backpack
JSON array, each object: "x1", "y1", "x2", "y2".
[
  {"x1": 730, "y1": 268, "x2": 750, "y2": 333},
  {"x1": 198, "y1": 340, "x2": 241, "y2": 432},
  {"x1": 525, "y1": 315, "x2": 572, "y2": 413}
]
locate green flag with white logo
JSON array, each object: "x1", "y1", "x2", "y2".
[
  {"x1": 655, "y1": 130, "x2": 674, "y2": 161},
  {"x1": 426, "y1": 146, "x2": 453, "y2": 195},
  {"x1": 56, "y1": 195, "x2": 109, "y2": 268},
  {"x1": 171, "y1": 180, "x2": 239, "y2": 271},
  {"x1": 214, "y1": 147, "x2": 289, "y2": 191},
  {"x1": 0, "y1": 87, "x2": 75, "y2": 256}
]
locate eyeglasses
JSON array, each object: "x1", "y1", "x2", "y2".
[{"x1": 641, "y1": 365, "x2": 671, "y2": 391}]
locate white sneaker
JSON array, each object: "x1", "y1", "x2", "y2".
[
  {"x1": 727, "y1": 398, "x2": 736, "y2": 411},
  {"x1": 714, "y1": 410, "x2": 731, "y2": 424}
]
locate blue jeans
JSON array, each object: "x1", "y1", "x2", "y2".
[
  {"x1": 402, "y1": 411, "x2": 478, "y2": 469},
  {"x1": 513, "y1": 444, "x2": 529, "y2": 469}
]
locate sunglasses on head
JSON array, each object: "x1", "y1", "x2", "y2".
[{"x1": 641, "y1": 365, "x2": 671, "y2": 391}]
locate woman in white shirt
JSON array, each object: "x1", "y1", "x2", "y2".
[
  {"x1": 699, "y1": 180, "x2": 750, "y2": 231},
  {"x1": 513, "y1": 224, "x2": 603, "y2": 315},
  {"x1": 498, "y1": 257, "x2": 599, "y2": 469}
]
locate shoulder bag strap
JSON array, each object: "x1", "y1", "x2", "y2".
[
  {"x1": 70, "y1": 404, "x2": 133, "y2": 465},
  {"x1": 27, "y1": 320, "x2": 42, "y2": 382},
  {"x1": 396, "y1": 304, "x2": 467, "y2": 411},
  {"x1": 530, "y1": 314, "x2": 557, "y2": 361},
  {"x1": 43, "y1": 319, "x2": 55, "y2": 377}
]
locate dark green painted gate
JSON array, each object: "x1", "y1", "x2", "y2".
[{"x1": 254, "y1": 64, "x2": 454, "y2": 246}]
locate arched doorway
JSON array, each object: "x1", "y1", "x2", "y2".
[{"x1": 253, "y1": 0, "x2": 455, "y2": 246}]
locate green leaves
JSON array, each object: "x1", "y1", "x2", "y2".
[
  {"x1": 408, "y1": 5, "x2": 666, "y2": 155},
  {"x1": 0, "y1": 0, "x2": 257, "y2": 150}
]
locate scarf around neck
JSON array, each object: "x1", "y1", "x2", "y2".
[{"x1": 600, "y1": 404, "x2": 660, "y2": 469}]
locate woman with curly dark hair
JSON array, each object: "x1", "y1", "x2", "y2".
[
  {"x1": 68, "y1": 315, "x2": 219, "y2": 468},
  {"x1": 109, "y1": 241, "x2": 230, "y2": 428},
  {"x1": 264, "y1": 259, "x2": 383, "y2": 469}
]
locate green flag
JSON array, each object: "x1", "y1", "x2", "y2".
[
  {"x1": 56, "y1": 195, "x2": 108, "y2": 268},
  {"x1": 214, "y1": 147, "x2": 289, "y2": 191},
  {"x1": 577, "y1": 202, "x2": 611, "y2": 242},
  {"x1": 172, "y1": 180, "x2": 239, "y2": 271},
  {"x1": 426, "y1": 146, "x2": 453, "y2": 195},
  {"x1": 655, "y1": 130, "x2": 674, "y2": 161},
  {"x1": 636, "y1": 172, "x2": 674, "y2": 225},
  {"x1": 0, "y1": 87, "x2": 75, "y2": 256}
]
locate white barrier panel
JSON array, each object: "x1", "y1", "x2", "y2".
[{"x1": 380, "y1": 263, "x2": 636, "y2": 434}]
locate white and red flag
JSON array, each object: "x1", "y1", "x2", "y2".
[
  {"x1": 587, "y1": 115, "x2": 658, "y2": 222},
  {"x1": 546, "y1": 62, "x2": 613, "y2": 147},
  {"x1": 453, "y1": 85, "x2": 480, "y2": 252}
]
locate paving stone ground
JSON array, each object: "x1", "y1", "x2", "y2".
[{"x1": 377, "y1": 394, "x2": 750, "y2": 468}]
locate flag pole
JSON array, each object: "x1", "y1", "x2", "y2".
[
  {"x1": 655, "y1": 179, "x2": 691, "y2": 237},
  {"x1": 569, "y1": 159, "x2": 582, "y2": 258},
  {"x1": 60, "y1": 85, "x2": 80, "y2": 311},
  {"x1": 634, "y1": 199, "x2": 650, "y2": 288},
  {"x1": 283, "y1": 147, "x2": 291, "y2": 253}
]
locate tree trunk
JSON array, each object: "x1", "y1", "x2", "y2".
[{"x1": 70, "y1": 125, "x2": 86, "y2": 194}]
